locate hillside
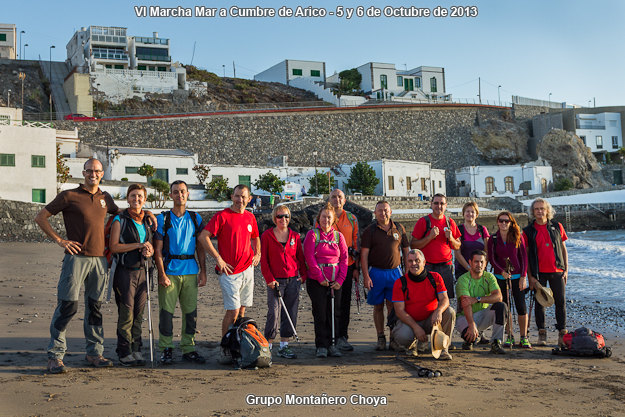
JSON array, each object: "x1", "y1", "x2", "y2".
[{"x1": 0, "y1": 61, "x2": 51, "y2": 114}]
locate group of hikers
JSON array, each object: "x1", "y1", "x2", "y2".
[{"x1": 35, "y1": 158, "x2": 569, "y2": 373}]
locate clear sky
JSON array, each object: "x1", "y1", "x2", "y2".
[{"x1": 4, "y1": 0, "x2": 624, "y2": 106}]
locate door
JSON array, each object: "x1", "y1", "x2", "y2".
[{"x1": 404, "y1": 78, "x2": 414, "y2": 91}]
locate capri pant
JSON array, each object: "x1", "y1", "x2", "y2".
[{"x1": 495, "y1": 275, "x2": 527, "y2": 316}]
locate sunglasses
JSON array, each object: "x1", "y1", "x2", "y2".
[
  {"x1": 498, "y1": 219, "x2": 511, "y2": 224},
  {"x1": 276, "y1": 214, "x2": 290, "y2": 219},
  {"x1": 84, "y1": 169, "x2": 103, "y2": 174}
]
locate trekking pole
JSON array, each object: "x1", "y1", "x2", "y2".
[
  {"x1": 354, "y1": 271, "x2": 361, "y2": 315},
  {"x1": 144, "y1": 257, "x2": 155, "y2": 368},
  {"x1": 504, "y1": 258, "x2": 515, "y2": 350},
  {"x1": 273, "y1": 282, "x2": 299, "y2": 342},
  {"x1": 528, "y1": 289, "x2": 535, "y2": 338},
  {"x1": 330, "y1": 283, "x2": 336, "y2": 347}
]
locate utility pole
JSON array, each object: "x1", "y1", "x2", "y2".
[
  {"x1": 233, "y1": 61, "x2": 236, "y2": 78},
  {"x1": 498, "y1": 85, "x2": 501, "y2": 106},
  {"x1": 478, "y1": 77, "x2": 482, "y2": 104}
]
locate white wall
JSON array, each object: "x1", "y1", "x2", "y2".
[
  {"x1": 103, "y1": 152, "x2": 198, "y2": 184},
  {"x1": 91, "y1": 68, "x2": 179, "y2": 103},
  {"x1": 456, "y1": 164, "x2": 552, "y2": 198},
  {"x1": 289, "y1": 77, "x2": 366, "y2": 107},
  {"x1": 0, "y1": 23, "x2": 16, "y2": 59},
  {"x1": 254, "y1": 60, "x2": 288, "y2": 84},
  {"x1": 0, "y1": 123, "x2": 57, "y2": 204},
  {"x1": 356, "y1": 62, "x2": 402, "y2": 97},
  {"x1": 285, "y1": 60, "x2": 325, "y2": 84},
  {"x1": 575, "y1": 112, "x2": 622, "y2": 153}
]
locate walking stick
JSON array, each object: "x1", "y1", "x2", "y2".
[
  {"x1": 273, "y1": 282, "x2": 299, "y2": 342},
  {"x1": 330, "y1": 284, "x2": 336, "y2": 347},
  {"x1": 144, "y1": 257, "x2": 155, "y2": 368},
  {"x1": 528, "y1": 289, "x2": 535, "y2": 337},
  {"x1": 354, "y1": 271, "x2": 361, "y2": 315},
  {"x1": 504, "y1": 258, "x2": 515, "y2": 350}
]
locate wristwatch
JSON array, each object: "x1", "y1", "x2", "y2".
[{"x1": 476, "y1": 296, "x2": 482, "y2": 302}]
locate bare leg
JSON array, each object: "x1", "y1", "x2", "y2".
[
  {"x1": 518, "y1": 314, "x2": 528, "y2": 338},
  {"x1": 222, "y1": 308, "x2": 240, "y2": 337},
  {"x1": 373, "y1": 304, "x2": 385, "y2": 335}
]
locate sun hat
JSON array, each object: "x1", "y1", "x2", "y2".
[
  {"x1": 430, "y1": 323, "x2": 450, "y2": 359},
  {"x1": 534, "y1": 281, "x2": 555, "y2": 307}
]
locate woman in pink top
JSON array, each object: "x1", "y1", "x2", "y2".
[
  {"x1": 260, "y1": 204, "x2": 307, "y2": 360},
  {"x1": 304, "y1": 203, "x2": 348, "y2": 358}
]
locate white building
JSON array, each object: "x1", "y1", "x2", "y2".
[
  {"x1": 333, "y1": 159, "x2": 446, "y2": 197},
  {"x1": 0, "y1": 23, "x2": 16, "y2": 59},
  {"x1": 575, "y1": 112, "x2": 622, "y2": 155},
  {"x1": 254, "y1": 59, "x2": 326, "y2": 86},
  {"x1": 0, "y1": 108, "x2": 57, "y2": 204},
  {"x1": 455, "y1": 162, "x2": 553, "y2": 198}
]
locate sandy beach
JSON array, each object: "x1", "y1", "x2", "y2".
[{"x1": 1, "y1": 242, "x2": 624, "y2": 417}]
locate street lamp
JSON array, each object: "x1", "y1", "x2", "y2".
[
  {"x1": 23, "y1": 44, "x2": 28, "y2": 60},
  {"x1": 548, "y1": 92, "x2": 552, "y2": 108},
  {"x1": 222, "y1": 64, "x2": 225, "y2": 78},
  {"x1": 7, "y1": 89, "x2": 11, "y2": 107},
  {"x1": 312, "y1": 151, "x2": 318, "y2": 195},
  {"x1": 18, "y1": 72, "x2": 26, "y2": 110},
  {"x1": 49, "y1": 45, "x2": 55, "y2": 123},
  {"x1": 498, "y1": 85, "x2": 501, "y2": 106},
  {"x1": 19, "y1": 30, "x2": 25, "y2": 60}
]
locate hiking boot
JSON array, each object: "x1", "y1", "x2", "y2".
[
  {"x1": 336, "y1": 337, "x2": 354, "y2": 352},
  {"x1": 519, "y1": 336, "x2": 532, "y2": 349},
  {"x1": 133, "y1": 351, "x2": 146, "y2": 366},
  {"x1": 183, "y1": 351, "x2": 206, "y2": 364},
  {"x1": 85, "y1": 355, "x2": 113, "y2": 368},
  {"x1": 328, "y1": 346, "x2": 343, "y2": 357},
  {"x1": 278, "y1": 345, "x2": 297, "y2": 359},
  {"x1": 537, "y1": 329, "x2": 547, "y2": 346},
  {"x1": 477, "y1": 333, "x2": 490, "y2": 345},
  {"x1": 375, "y1": 335, "x2": 387, "y2": 351},
  {"x1": 47, "y1": 358, "x2": 68, "y2": 374},
  {"x1": 417, "y1": 340, "x2": 430, "y2": 353},
  {"x1": 503, "y1": 334, "x2": 515, "y2": 348},
  {"x1": 558, "y1": 329, "x2": 568, "y2": 348},
  {"x1": 462, "y1": 340, "x2": 474, "y2": 351},
  {"x1": 119, "y1": 354, "x2": 136, "y2": 367},
  {"x1": 160, "y1": 348, "x2": 173, "y2": 365},
  {"x1": 218, "y1": 349, "x2": 233, "y2": 365},
  {"x1": 316, "y1": 347, "x2": 328, "y2": 358},
  {"x1": 388, "y1": 337, "x2": 402, "y2": 352},
  {"x1": 437, "y1": 349, "x2": 452, "y2": 361},
  {"x1": 490, "y1": 339, "x2": 506, "y2": 354}
]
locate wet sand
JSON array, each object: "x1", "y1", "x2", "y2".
[{"x1": 1, "y1": 242, "x2": 624, "y2": 417}]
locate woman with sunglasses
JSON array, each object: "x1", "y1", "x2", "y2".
[
  {"x1": 260, "y1": 204, "x2": 307, "y2": 359},
  {"x1": 303, "y1": 202, "x2": 348, "y2": 358},
  {"x1": 487, "y1": 211, "x2": 530, "y2": 349}
]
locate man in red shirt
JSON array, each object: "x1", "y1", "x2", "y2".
[
  {"x1": 523, "y1": 198, "x2": 569, "y2": 347},
  {"x1": 411, "y1": 194, "x2": 461, "y2": 299},
  {"x1": 391, "y1": 249, "x2": 454, "y2": 360},
  {"x1": 199, "y1": 185, "x2": 261, "y2": 341}
]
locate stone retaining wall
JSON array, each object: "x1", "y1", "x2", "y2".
[{"x1": 0, "y1": 200, "x2": 65, "y2": 242}]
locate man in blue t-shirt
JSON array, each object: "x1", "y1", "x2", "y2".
[{"x1": 154, "y1": 181, "x2": 207, "y2": 365}]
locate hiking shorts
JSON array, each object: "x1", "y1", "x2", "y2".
[
  {"x1": 367, "y1": 266, "x2": 402, "y2": 306},
  {"x1": 219, "y1": 265, "x2": 254, "y2": 310}
]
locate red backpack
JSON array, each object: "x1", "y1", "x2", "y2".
[{"x1": 552, "y1": 327, "x2": 612, "y2": 358}]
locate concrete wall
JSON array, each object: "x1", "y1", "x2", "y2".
[
  {"x1": 575, "y1": 112, "x2": 622, "y2": 153},
  {"x1": 63, "y1": 73, "x2": 93, "y2": 116},
  {"x1": 91, "y1": 68, "x2": 178, "y2": 103},
  {"x1": 254, "y1": 60, "x2": 287, "y2": 84}
]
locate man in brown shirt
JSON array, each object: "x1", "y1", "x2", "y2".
[
  {"x1": 35, "y1": 158, "x2": 119, "y2": 374},
  {"x1": 361, "y1": 200, "x2": 410, "y2": 350}
]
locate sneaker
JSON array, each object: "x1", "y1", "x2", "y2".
[
  {"x1": 477, "y1": 333, "x2": 490, "y2": 345},
  {"x1": 278, "y1": 345, "x2": 297, "y2": 359},
  {"x1": 519, "y1": 336, "x2": 532, "y2": 349},
  {"x1": 503, "y1": 334, "x2": 515, "y2": 348},
  {"x1": 328, "y1": 346, "x2": 343, "y2": 357},
  {"x1": 558, "y1": 329, "x2": 568, "y2": 348},
  {"x1": 160, "y1": 348, "x2": 173, "y2": 365},
  {"x1": 133, "y1": 351, "x2": 146, "y2": 366},
  {"x1": 119, "y1": 354, "x2": 136, "y2": 367},
  {"x1": 462, "y1": 340, "x2": 474, "y2": 351},
  {"x1": 336, "y1": 337, "x2": 354, "y2": 352},
  {"x1": 375, "y1": 335, "x2": 387, "y2": 351},
  {"x1": 47, "y1": 358, "x2": 68, "y2": 374},
  {"x1": 537, "y1": 329, "x2": 547, "y2": 346},
  {"x1": 183, "y1": 351, "x2": 206, "y2": 364},
  {"x1": 85, "y1": 355, "x2": 114, "y2": 368},
  {"x1": 316, "y1": 347, "x2": 328, "y2": 358},
  {"x1": 437, "y1": 349, "x2": 453, "y2": 361},
  {"x1": 218, "y1": 349, "x2": 233, "y2": 365},
  {"x1": 490, "y1": 339, "x2": 506, "y2": 354}
]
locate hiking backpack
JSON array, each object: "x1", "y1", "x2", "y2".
[
  {"x1": 221, "y1": 317, "x2": 272, "y2": 369},
  {"x1": 552, "y1": 327, "x2": 612, "y2": 358},
  {"x1": 387, "y1": 272, "x2": 438, "y2": 329},
  {"x1": 458, "y1": 223, "x2": 485, "y2": 242},
  {"x1": 104, "y1": 215, "x2": 128, "y2": 268},
  {"x1": 162, "y1": 210, "x2": 201, "y2": 270}
]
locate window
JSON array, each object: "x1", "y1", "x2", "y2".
[
  {"x1": 212, "y1": 174, "x2": 223, "y2": 181},
  {"x1": 157, "y1": 66, "x2": 166, "y2": 71},
  {"x1": 125, "y1": 166, "x2": 139, "y2": 174},
  {"x1": 176, "y1": 168, "x2": 188, "y2": 175},
  {"x1": 596, "y1": 135, "x2": 603, "y2": 149},
  {"x1": 0, "y1": 115, "x2": 10, "y2": 125},
  {"x1": 292, "y1": 68, "x2": 303, "y2": 76},
  {"x1": 154, "y1": 168, "x2": 168, "y2": 183},
  {"x1": 105, "y1": 64, "x2": 112, "y2": 69},
  {"x1": 138, "y1": 65, "x2": 146, "y2": 71},
  {"x1": 504, "y1": 176, "x2": 514, "y2": 192},
  {"x1": 238, "y1": 175, "x2": 251, "y2": 189},
  {"x1": 0, "y1": 153, "x2": 15, "y2": 166},
  {"x1": 541, "y1": 178, "x2": 548, "y2": 193},
  {"x1": 380, "y1": 74, "x2": 388, "y2": 89},
  {"x1": 430, "y1": 77, "x2": 437, "y2": 93},
  {"x1": 406, "y1": 176, "x2": 412, "y2": 190},
  {"x1": 421, "y1": 178, "x2": 427, "y2": 191},
  {"x1": 31, "y1": 155, "x2": 45, "y2": 168},
  {"x1": 612, "y1": 136, "x2": 619, "y2": 149},
  {"x1": 311, "y1": 69, "x2": 320, "y2": 77},
  {"x1": 149, "y1": 66, "x2": 156, "y2": 71},
  {"x1": 415, "y1": 77, "x2": 421, "y2": 88},
  {"x1": 485, "y1": 177, "x2": 495, "y2": 194},
  {"x1": 580, "y1": 135, "x2": 586, "y2": 145},
  {"x1": 114, "y1": 64, "x2": 124, "y2": 69},
  {"x1": 0, "y1": 34, "x2": 6, "y2": 42},
  {"x1": 439, "y1": 181, "x2": 442, "y2": 188},
  {"x1": 397, "y1": 76, "x2": 403, "y2": 87},
  {"x1": 32, "y1": 189, "x2": 46, "y2": 203},
  {"x1": 388, "y1": 175, "x2": 394, "y2": 190}
]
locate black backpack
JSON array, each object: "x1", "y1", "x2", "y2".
[
  {"x1": 162, "y1": 210, "x2": 201, "y2": 270},
  {"x1": 458, "y1": 223, "x2": 485, "y2": 242},
  {"x1": 387, "y1": 272, "x2": 437, "y2": 329},
  {"x1": 552, "y1": 327, "x2": 612, "y2": 358},
  {"x1": 221, "y1": 317, "x2": 272, "y2": 369}
]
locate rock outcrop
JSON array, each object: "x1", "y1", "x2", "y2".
[{"x1": 471, "y1": 119, "x2": 531, "y2": 164}]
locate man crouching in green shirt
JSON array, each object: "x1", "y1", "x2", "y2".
[{"x1": 455, "y1": 250, "x2": 507, "y2": 354}]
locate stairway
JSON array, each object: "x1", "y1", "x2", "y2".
[{"x1": 40, "y1": 60, "x2": 71, "y2": 119}]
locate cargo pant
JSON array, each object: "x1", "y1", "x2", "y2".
[
  {"x1": 113, "y1": 266, "x2": 147, "y2": 358},
  {"x1": 158, "y1": 274, "x2": 198, "y2": 354},
  {"x1": 48, "y1": 254, "x2": 108, "y2": 360}
]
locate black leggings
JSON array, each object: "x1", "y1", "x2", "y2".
[
  {"x1": 497, "y1": 278, "x2": 527, "y2": 316},
  {"x1": 534, "y1": 272, "x2": 566, "y2": 331}
]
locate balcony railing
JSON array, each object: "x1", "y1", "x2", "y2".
[
  {"x1": 92, "y1": 48, "x2": 129, "y2": 61},
  {"x1": 134, "y1": 36, "x2": 169, "y2": 45},
  {"x1": 136, "y1": 54, "x2": 171, "y2": 62},
  {"x1": 91, "y1": 34, "x2": 127, "y2": 44},
  {"x1": 576, "y1": 122, "x2": 606, "y2": 130}
]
